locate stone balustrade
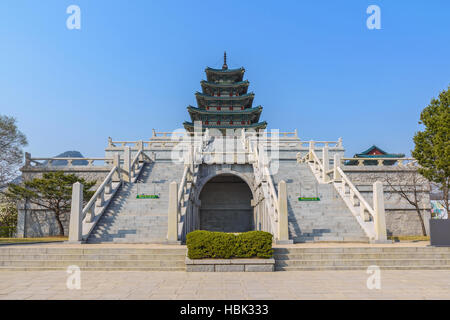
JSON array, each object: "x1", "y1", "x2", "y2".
[
  {"x1": 24, "y1": 152, "x2": 110, "y2": 167},
  {"x1": 341, "y1": 157, "x2": 417, "y2": 167},
  {"x1": 69, "y1": 164, "x2": 122, "y2": 242},
  {"x1": 299, "y1": 146, "x2": 389, "y2": 242}
]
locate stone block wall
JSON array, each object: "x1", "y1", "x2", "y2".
[
  {"x1": 16, "y1": 166, "x2": 111, "y2": 238},
  {"x1": 343, "y1": 166, "x2": 431, "y2": 236}
]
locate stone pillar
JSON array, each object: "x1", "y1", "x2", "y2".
[
  {"x1": 24, "y1": 152, "x2": 31, "y2": 166},
  {"x1": 68, "y1": 182, "x2": 83, "y2": 243},
  {"x1": 16, "y1": 200, "x2": 27, "y2": 238},
  {"x1": 373, "y1": 181, "x2": 388, "y2": 242},
  {"x1": 322, "y1": 146, "x2": 329, "y2": 182},
  {"x1": 167, "y1": 181, "x2": 178, "y2": 243},
  {"x1": 333, "y1": 154, "x2": 342, "y2": 181},
  {"x1": 277, "y1": 180, "x2": 292, "y2": 244},
  {"x1": 123, "y1": 146, "x2": 131, "y2": 182},
  {"x1": 112, "y1": 153, "x2": 121, "y2": 182},
  {"x1": 309, "y1": 140, "x2": 314, "y2": 153}
]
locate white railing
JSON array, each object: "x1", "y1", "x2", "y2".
[
  {"x1": 299, "y1": 138, "x2": 343, "y2": 149},
  {"x1": 300, "y1": 147, "x2": 390, "y2": 241},
  {"x1": 69, "y1": 147, "x2": 154, "y2": 242},
  {"x1": 341, "y1": 157, "x2": 417, "y2": 167},
  {"x1": 299, "y1": 148, "x2": 333, "y2": 183},
  {"x1": 334, "y1": 166, "x2": 376, "y2": 238},
  {"x1": 176, "y1": 145, "x2": 201, "y2": 242},
  {"x1": 129, "y1": 148, "x2": 149, "y2": 183},
  {"x1": 81, "y1": 165, "x2": 122, "y2": 240},
  {"x1": 152, "y1": 129, "x2": 189, "y2": 138},
  {"x1": 201, "y1": 151, "x2": 252, "y2": 164},
  {"x1": 24, "y1": 152, "x2": 109, "y2": 167},
  {"x1": 107, "y1": 139, "x2": 179, "y2": 149},
  {"x1": 250, "y1": 139, "x2": 279, "y2": 239}
]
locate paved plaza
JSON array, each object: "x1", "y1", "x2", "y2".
[{"x1": 0, "y1": 269, "x2": 449, "y2": 300}]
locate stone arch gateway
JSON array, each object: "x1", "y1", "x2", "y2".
[{"x1": 198, "y1": 173, "x2": 254, "y2": 233}]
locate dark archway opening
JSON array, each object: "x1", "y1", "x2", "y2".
[{"x1": 199, "y1": 174, "x2": 253, "y2": 233}]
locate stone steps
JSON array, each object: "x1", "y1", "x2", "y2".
[
  {"x1": 278, "y1": 266, "x2": 450, "y2": 271},
  {"x1": 271, "y1": 161, "x2": 369, "y2": 243},
  {"x1": 87, "y1": 161, "x2": 185, "y2": 243},
  {"x1": 0, "y1": 267, "x2": 186, "y2": 271},
  {"x1": 0, "y1": 247, "x2": 186, "y2": 271},
  {"x1": 274, "y1": 247, "x2": 450, "y2": 270}
]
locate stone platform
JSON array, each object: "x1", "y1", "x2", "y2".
[
  {"x1": 1, "y1": 241, "x2": 449, "y2": 271},
  {"x1": 185, "y1": 257, "x2": 275, "y2": 272}
]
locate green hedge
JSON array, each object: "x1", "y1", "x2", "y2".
[{"x1": 186, "y1": 230, "x2": 273, "y2": 259}]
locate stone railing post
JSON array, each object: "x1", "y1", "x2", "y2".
[
  {"x1": 373, "y1": 181, "x2": 387, "y2": 242},
  {"x1": 167, "y1": 181, "x2": 178, "y2": 243},
  {"x1": 333, "y1": 154, "x2": 342, "y2": 181},
  {"x1": 309, "y1": 140, "x2": 314, "y2": 153},
  {"x1": 24, "y1": 152, "x2": 31, "y2": 166},
  {"x1": 322, "y1": 146, "x2": 330, "y2": 182},
  {"x1": 277, "y1": 180, "x2": 292, "y2": 243},
  {"x1": 112, "y1": 154, "x2": 121, "y2": 182},
  {"x1": 123, "y1": 146, "x2": 131, "y2": 182},
  {"x1": 136, "y1": 140, "x2": 143, "y2": 151},
  {"x1": 68, "y1": 182, "x2": 83, "y2": 243}
]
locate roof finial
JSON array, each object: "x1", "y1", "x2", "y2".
[{"x1": 222, "y1": 51, "x2": 228, "y2": 70}]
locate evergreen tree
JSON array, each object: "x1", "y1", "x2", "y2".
[
  {"x1": 6, "y1": 171, "x2": 95, "y2": 236},
  {"x1": 412, "y1": 86, "x2": 450, "y2": 216}
]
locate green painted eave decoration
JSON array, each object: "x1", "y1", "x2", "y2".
[
  {"x1": 205, "y1": 67, "x2": 245, "y2": 73},
  {"x1": 187, "y1": 106, "x2": 262, "y2": 115},
  {"x1": 355, "y1": 145, "x2": 405, "y2": 158}
]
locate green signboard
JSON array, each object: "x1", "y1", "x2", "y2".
[
  {"x1": 298, "y1": 197, "x2": 320, "y2": 201},
  {"x1": 136, "y1": 195, "x2": 159, "y2": 199}
]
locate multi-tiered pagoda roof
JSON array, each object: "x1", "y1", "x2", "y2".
[{"x1": 183, "y1": 53, "x2": 267, "y2": 132}]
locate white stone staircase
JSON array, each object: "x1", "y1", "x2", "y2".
[
  {"x1": 87, "y1": 161, "x2": 185, "y2": 243},
  {"x1": 271, "y1": 160, "x2": 370, "y2": 242}
]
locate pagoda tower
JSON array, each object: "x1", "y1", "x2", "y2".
[{"x1": 183, "y1": 52, "x2": 267, "y2": 133}]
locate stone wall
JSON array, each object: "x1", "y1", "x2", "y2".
[
  {"x1": 16, "y1": 202, "x2": 69, "y2": 237},
  {"x1": 16, "y1": 165, "x2": 112, "y2": 238},
  {"x1": 343, "y1": 166, "x2": 431, "y2": 236}
]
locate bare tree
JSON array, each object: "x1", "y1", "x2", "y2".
[
  {"x1": 384, "y1": 170, "x2": 429, "y2": 236},
  {"x1": 0, "y1": 115, "x2": 28, "y2": 186}
]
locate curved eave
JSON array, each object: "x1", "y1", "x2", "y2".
[
  {"x1": 184, "y1": 121, "x2": 267, "y2": 130},
  {"x1": 195, "y1": 92, "x2": 255, "y2": 101},
  {"x1": 200, "y1": 80, "x2": 249, "y2": 88},
  {"x1": 354, "y1": 154, "x2": 406, "y2": 158},
  {"x1": 187, "y1": 106, "x2": 262, "y2": 115},
  {"x1": 205, "y1": 67, "x2": 245, "y2": 75}
]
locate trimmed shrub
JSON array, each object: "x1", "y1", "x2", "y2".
[{"x1": 186, "y1": 230, "x2": 273, "y2": 259}]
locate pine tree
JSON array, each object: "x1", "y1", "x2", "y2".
[{"x1": 6, "y1": 171, "x2": 95, "y2": 236}]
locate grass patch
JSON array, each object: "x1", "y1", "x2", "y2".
[
  {"x1": 0, "y1": 236, "x2": 68, "y2": 244},
  {"x1": 388, "y1": 235, "x2": 430, "y2": 242}
]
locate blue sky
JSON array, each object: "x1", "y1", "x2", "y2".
[{"x1": 0, "y1": 0, "x2": 449, "y2": 158}]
